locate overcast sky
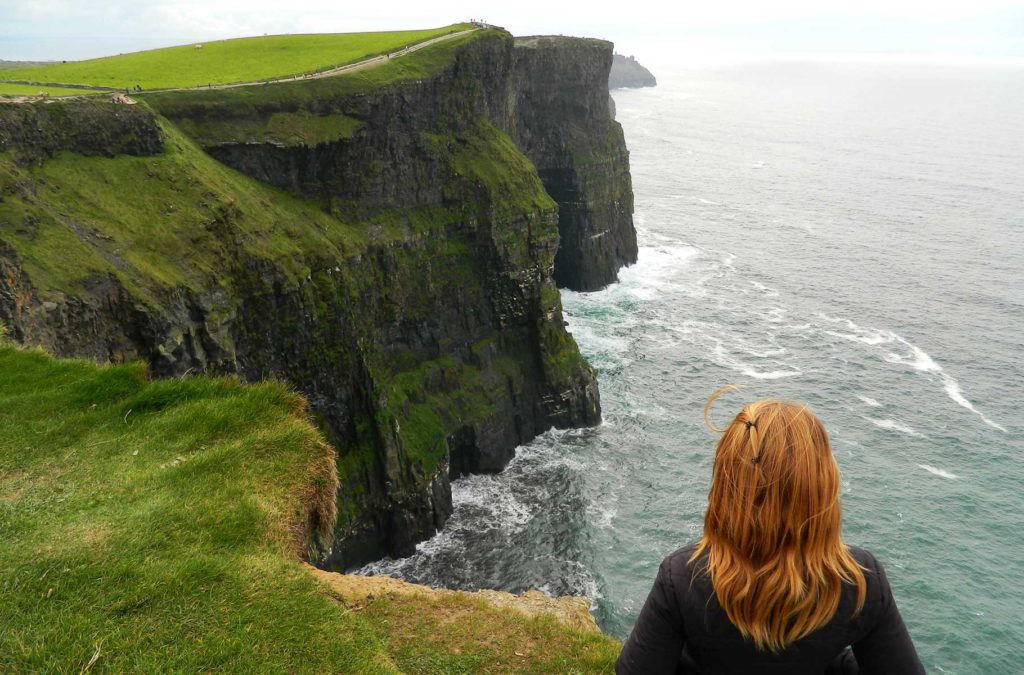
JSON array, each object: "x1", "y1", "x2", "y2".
[{"x1": 2, "y1": 0, "x2": 1023, "y2": 64}]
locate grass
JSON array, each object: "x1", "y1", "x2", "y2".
[
  {"x1": 142, "y1": 29, "x2": 494, "y2": 118},
  {"x1": 0, "y1": 25, "x2": 471, "y2": 90},
  {"x1": 0, "y1": 343, "x2": 621, "y2": 672},
  {"x1": 0, "y1": 83, "x2": 102, "y2": 97},
  {"x1": 0, "y1": 118, "x2": 368, "y2": 301},
  {"x1": 176, "y1": 110, "x2": 363, "y2": 147}
]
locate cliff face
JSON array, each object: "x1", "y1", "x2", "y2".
[
  {"x1": 0, "y1": 29, "x2": 632, "y2": 568},
  {"x1": 511, "y1": 37, "x2": 638, "y2": 291},
  {"x1": 608, "y1": 54, "x2": 657, "y2": 89}
]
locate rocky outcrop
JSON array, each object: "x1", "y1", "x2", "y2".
[
  {"x1": 511, "y1": 37, "x2": 638, "y2": 291},
  {"x1": 0, "y1": 98, "x2": 163, "y2": 164},
  {"x1": 0, "y1": 28, "x2": 633, "y2": 569},
  {"x1": 608, "y1": 54, "x2": 657, "y2": 89}
]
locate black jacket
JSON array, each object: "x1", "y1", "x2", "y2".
[{"x1": 616, "y1": 544, "x2": 925, "y2": 674}]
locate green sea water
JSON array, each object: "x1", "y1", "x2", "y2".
[{"x1": 364, "y1": 60, "x2": 1024, "y2": 673}]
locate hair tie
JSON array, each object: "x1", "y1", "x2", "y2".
[{"x1": 746, "y1": 419, "x2": 760, "y2": 464}]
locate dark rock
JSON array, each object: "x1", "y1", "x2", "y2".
[
  {"x1": 608, "y1": 53, "x2": 657, "y2": 89},
  {"x1": 0, "y1": 99, "x2": 163, "y2": 165},
  {"x1": 512, "y1": 37, "x2": 638, "y2": 291}
]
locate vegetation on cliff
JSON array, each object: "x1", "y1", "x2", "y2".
[
  {"x1": 1, "y1": 24, "x2": 624, "y2": 574},
  {"x1": 0, "y1": 343, "x2": 620, "y2": 671},
  {"x1": 0, "y1": 25, "x2": 470, "y2": 90}
]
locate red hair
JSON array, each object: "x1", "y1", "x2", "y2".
[{"x1": 692, "y1": 385, "x2": 866, "y2": 651}]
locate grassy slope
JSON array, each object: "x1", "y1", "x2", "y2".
[
  {"x1": 0, "y1": 83, "x2": 101, "y2": 97},
  {"x1": 0, "y1": 344, "x2": 620, "y2": 672},
  {"x1": 0, "y1": 118, "x2": 366, "y2": 302},
  {"x1": 0, "y1": 25, "x2": 469, "y2": 90}
]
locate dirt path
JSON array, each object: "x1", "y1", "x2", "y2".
[{"x1": 0, "y1": 27, "x2": 481, "y2": 102}]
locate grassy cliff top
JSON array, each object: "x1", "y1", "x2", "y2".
[
  {"x1": 0, "y1": 83, "x2": 97, "y2": 97},
  {"x1": 0, "y1": 24, "x2": 470, "y2": 90},
  {"x1": 0, "y1": 343, "x2": 620, "y2": 672}
]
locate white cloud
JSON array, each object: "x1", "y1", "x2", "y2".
[{"x1": 1, "y1": 0, "x2": 1022, "y2": 60}]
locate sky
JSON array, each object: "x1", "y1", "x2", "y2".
[{"x1": 1, "y1": 0, "x2": 1023, "y2": 65}]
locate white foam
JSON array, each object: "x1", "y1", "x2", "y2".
[
  {"x1": 697, "y1": 197, "x2": 721, "y2": 205},
  {"x1": 742, "y1": 368, "x2": 802, "y2": 380},
  {"x1": 940, "y1": 373, "x2": 1008, "y2": 432},
  {"x1": 820, "y1": 314, "x2": 1005, "y2": 433},
  {"x1": 918, "y1": 464, "x2": 959, "y2": 480},
  {"x1": 862, "y1": 416, "x2": 925, "y2": 438},
  {"x1": 857, "y1": 395, "x2": 882, "y2": 407},
  {"x1": 883, "y1": 337, "x2": 940, "y2": 373}
]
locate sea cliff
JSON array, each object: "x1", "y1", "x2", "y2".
[
  {"x1": 608, "y1": 53, "x2": 657, "y2": 89},
  {"x1": 0, "y1": 28, "x2": 636, "y2": 569}
]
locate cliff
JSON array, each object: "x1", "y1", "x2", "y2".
[
  {"x1": 512, "y1": 37, "x2": 638, "y2": 291},
  {"x1": 0, "y1": 28, "x2": 635, "y2": 569},
  {"x1": 609, "y1": 53, "x2": 657, "y2": 89},
  {"x1": 0, "y1": 344, "x2": 622, "y2": 670}
]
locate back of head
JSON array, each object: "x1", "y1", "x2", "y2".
[{"x1": 692, "y1": 386, "x2": 866, "y2": 652}]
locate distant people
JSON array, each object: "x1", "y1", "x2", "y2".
[{"x1": 616, "y1": 386, "x2": 925, "y2": 674}]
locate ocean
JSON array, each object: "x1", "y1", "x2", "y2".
[{"x1": 362, "y1": 60, "x2": 1024, "y2": 673}]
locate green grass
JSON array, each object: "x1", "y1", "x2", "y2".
[
  {"x1": 0, "y1": 118, "x2": 368, "y2": 301},
  {"x1": 0, "y1": 25, "x2": 470, "y2": 90},
  {"x1": 176, "y1": 110, "x2": 363, "y2": 147},
  {"x1": 0, "y1": 83, "x2": 101, "y2": 97},
  {"x1": 143, "y1": 29, "x2": 494, "y2": 117},
  {"x1": 0, "y1": 343, "x2": 621, "y2": 672}
]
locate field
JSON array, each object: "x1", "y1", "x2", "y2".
[
  {"x1": 0, "y1": 343, "x2": 621, "y2": 672},
  {"x1": 0, "y1": 83, "x2": 102, "y2": 97},
  {"x1": 0, "y1": 24, "x2": 470, "y2": 90}
]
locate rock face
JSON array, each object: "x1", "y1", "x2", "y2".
[
  {"x1": 511, "y1": 37, "x2": 638, "y2": 291},
  {"x1": 0, "y1": 28, "x2": 634, "y2": 568},
  {"x1": 0, "y1": 98, "x2": 164, "y2": 163},
  {"x1": 608, "y1": 54, "x2": 657, "y2": 89}
]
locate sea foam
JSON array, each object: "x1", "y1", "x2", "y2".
[
  {"x1": 862, "y1": 416, "x2": 926, "y2": 438},
  {"x1": 820, "y1": 314, "x2": 1006, "y2": 433},
  {"x1": 918, "y1": 464, "x2": 959, "y2": 480}
]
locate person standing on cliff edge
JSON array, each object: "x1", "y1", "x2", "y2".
[{"x1": 617, "y1": 385, "x2": 925, "y2": 674}]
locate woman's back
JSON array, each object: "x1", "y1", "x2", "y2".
[
  {"x1": 616, "y1": 543, "x2": 924, "y2": 674},
  {"x1": 617, "y1": 389, "x2": 925, "y2": 673}
]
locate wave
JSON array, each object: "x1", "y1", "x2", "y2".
[
  {"x1": 918, "y1": 464, "x2": 959, "y2": 480},
  {"x1": 857, "y1": 395, "x2": 882, "y2": 407},
  {"x1": 862, "y1": 416, "x2": 925, "y2": 438},
  {"x1": 742, "y1": 368, "x2": 802, "y2": 380},
  {"x1": 940, "y1": 373, "x2": 1007, "y2": 432},
  {"x1": 820, "y1": 314, "x2": 1006, "y2": 432}
]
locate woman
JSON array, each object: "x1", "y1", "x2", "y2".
[{"x1": 617, "y1": 387, "x2": 924, "y2": 674}]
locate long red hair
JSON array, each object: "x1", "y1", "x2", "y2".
[{"x1": 691, "y1": 385, "x2": 866, "y2": 652}]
